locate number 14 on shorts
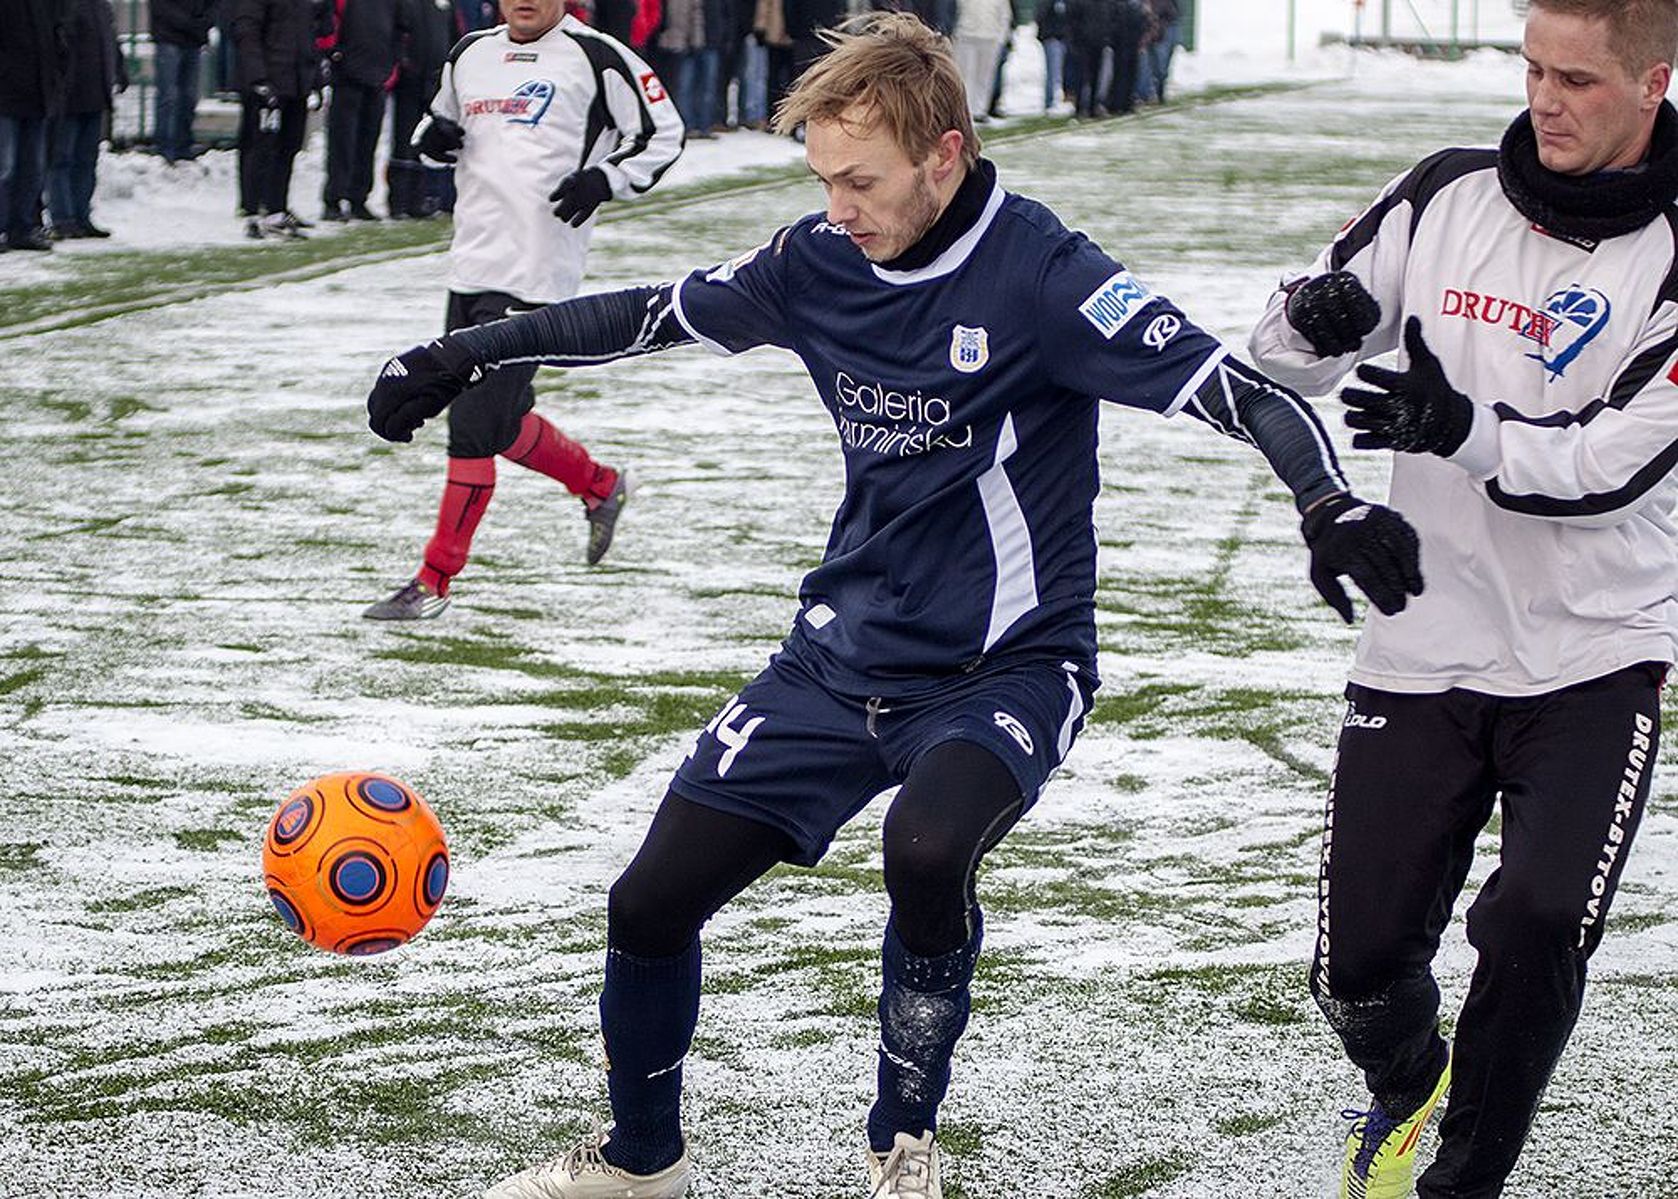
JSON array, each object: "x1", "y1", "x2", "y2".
[{"x1": 687, "y1": 699, "x2": 763, "y2": 778}]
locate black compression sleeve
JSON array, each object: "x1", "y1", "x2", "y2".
[
  {"x1": 1184, "y1": 356, "x2": 1348, "y2": 512},
  {"x1": 447, "y1": 282, "x2": 695, "y2": 369}
]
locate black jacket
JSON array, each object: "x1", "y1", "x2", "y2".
[
  {"x1": 1037, "y1": 0, "x2": 1069, "y2": 40},
  {"x1": 330, "y1": 0, "x2": 408, "y2": 89},
  {"x1": 395, "y1": 0, "x2": 454, "y2": 91},
  {"x1": 234, "y1": 0, "x2": 330, "y2": 97},
  {"x1": 62, "y1": 0, "x2": 126, "y2": 114},
  {"x1": 149, "y1": 0, "x2": 215, "y2": 47},
  {"x1": 0, "y1": 0, "x2": 70, "y2": 117}
]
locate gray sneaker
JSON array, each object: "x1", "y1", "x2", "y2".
[
  {"x1": 363, "y1": 578, "x2": 449, "y2": 621},
  {"x1": 483, "y1": 1124, "x2": 691, "y2": 1198},
  {"x1": 865, "y1": 1131, "x2": 941, "y2": 1198},
  {"x1": 585, "y1": 467, "x2": 636, "y2": 566}
]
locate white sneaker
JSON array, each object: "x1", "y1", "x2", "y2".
[
  {"x1": 484, "y1": 1125, "x2": 691, "y2": 1198},
  {"x1": 864, "y1": 1131, "x2": 942, "y2": 1198}
]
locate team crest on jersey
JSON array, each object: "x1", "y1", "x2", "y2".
[
  {"x1": 949, "y1": 325, "x2": 989, "y2": 373},
  {"x1": 1526, "y1": 284, "x2": 1611, "y2": 380},
  {"x1": 639, "y1": 71, "x2": 667, "y2": 104},
  {"x1": 1078, "y1": 269, "x2": 1153, "y2": 339}
]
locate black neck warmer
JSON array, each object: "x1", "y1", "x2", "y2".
[
  {"x1": 1497, "y1": 100, "x2": 1678, "y2": 242},
  {"x1": 877, "y1": 157, "x2": 998, "y2": 273}
]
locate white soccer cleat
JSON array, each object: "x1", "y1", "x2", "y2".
[
  {"x1": 484, "y1": 1125, "x2": 691, "y2": 1199},
  {"x1": 864, "y1": 1130, "x2": 942, "y2": 1198}
]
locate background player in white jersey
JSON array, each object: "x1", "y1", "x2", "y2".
[
  {"x1": 366, "y1": 15, "x2": 1424, "y2": 1197},
  {"x1": 364, "y1": 0, "x2": 684, "y2": 621},
  {"x1": 1248, "y1": 2, "x2": 1678, "y2": 1195}
]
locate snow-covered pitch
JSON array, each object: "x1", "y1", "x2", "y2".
[{"x1": 2, "y1": 32, "x2": 1673, "y2": 1199}]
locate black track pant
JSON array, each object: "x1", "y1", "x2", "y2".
[
  {"x1": 1313, "y1": 664, "x2": 1661, "y2": 1199},
  {"x1": 324, "y1": 79, "x2": 384, "y2": 208},
  {"x1": 443, "y1": 290, "x2": 539, "y2": 458}
]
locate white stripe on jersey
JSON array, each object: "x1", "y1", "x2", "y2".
[{"x1": 978, "y1": 412, "x2": 1040, "y2": 652}]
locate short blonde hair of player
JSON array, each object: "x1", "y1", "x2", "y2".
[
  {"x1": 773, "y1": 13, "x2": 981, "y2": 171},
  {"x1": 1530, "y1": 0, "x2": 1678, "y2": 74}
]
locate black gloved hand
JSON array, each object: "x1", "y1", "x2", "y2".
[
  {"x1": 415, "y1": 115, "x2": 465, "y2": 164},
  {"x1": 549, "y1": 167, "x2": 612, "y2": 227},
  {"x1": 1300, "y1": 492, "x2": 1424, "y2": 624},
  {"x1": 1342, "y1": 317, "x2": 1473, "y2": 456},
  {"x1": 367, "y1": 337, "x2": 485, "y2": 443},
  {"x1": 250, "y1": 80, "x2": 281, "y2": 110},
  {"x1": 1285, "y1": 270, "x2": 1382, "y2": 358}
]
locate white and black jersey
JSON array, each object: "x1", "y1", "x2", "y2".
[
  {"x1": 417, "y1": 15, "x2": 684, "y2": 304},
  {"x1": 1251, "y1": 146, "x2": 1678, "y2": 696}
]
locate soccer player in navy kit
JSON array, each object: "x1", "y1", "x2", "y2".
[{"x1": 366, "y1": 15, "x2": 1425, "y2": 1198}]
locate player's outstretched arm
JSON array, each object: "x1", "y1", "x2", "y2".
[
  {"x1": 1185, "y1": 356, "x2": 1424, "y2": 622},
  {"x1": 366, "y1": 283, "x2": 695, "y2": 442}
]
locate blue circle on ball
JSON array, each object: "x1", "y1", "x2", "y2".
[
  {"x1": 424, "y1": 854, "x2": 449, "y2": 907},
  {"x1": 269, "y1": 889, "x2": 302, "y2": 933},
  {"x1": 359, "y1": 778, "x2": 410, "y2": 811},
  {"x1": 334, "y1": 854, "x2": 382, "y2": 901}
]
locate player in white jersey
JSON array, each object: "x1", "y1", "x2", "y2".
[
  {"x1": 1249, "y1": 2, "x2": 1678, "y2": 1195},
  {"x1": 365, "y1": 0, "x2": 684, "y2": 621}
]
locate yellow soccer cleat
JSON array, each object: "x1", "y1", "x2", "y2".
[{"x1": 1340, "y1": 1049, "x2": 1452, "y2": 1199}]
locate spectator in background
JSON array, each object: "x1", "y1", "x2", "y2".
[
  {"x1": 595, "y1": 0, "x2": 637, "y2": 41},
  {"x1": 323, "y1": 0, "x2": 409, "y2": 220},
  {"x1": 150, "y1": 0, "x2": 215, "y2": 162},
  {"x1": 0, "y1": 0, "x2": 67, "y2": 253},
  {"x1": 1067, "y1": 0, "x2": 1111, "y2": 117},
  {"x1": 658, "y1": 0, "x2": 710, "y2": 135},
  {"x1": 1138, "y1": 0, "x2": 1178, "y2": 103},
  {"x1": 388, "y1": 0, "x2": 459, "y2": 218},
  {"x1": 784, "y1": 0, "x2": 844, "y2": 81},
  {"x1": 235, "y1": 0, "x2": 329, "y2": 236},
  {"x1": 754, "y1": 0, "x2": 796, "y2": 119},
  {"x1": 48, "y1": 0, "x2": 127, "y2": 239},
  {"x1": 1104, "y1": 0, "x2": 1144, "y2": 115},
  {"x1": 1037, "y1": 0, "x2": 1069, "y2": 112},
  {"x1": 454, "y1": 0, "x2": 497, "y2": 30},
  {"x1": 952, "y1": 0, "x2": 1010, "y2": 121}
]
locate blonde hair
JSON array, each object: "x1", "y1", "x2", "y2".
[
  {"x1": 773, "y1": 12, "x2": 980, "y2": 169},
  {"x1": 1530, "y1": 0, "x2": 1678, "y2": 75}
]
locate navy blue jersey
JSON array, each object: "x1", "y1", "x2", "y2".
[{"x1": 669, "y1": 180, "x2": 1244, "y2": 695}]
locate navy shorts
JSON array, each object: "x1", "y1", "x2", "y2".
[{"x1": 670, "y1": 651, "x2": 1096, "y2": 865}]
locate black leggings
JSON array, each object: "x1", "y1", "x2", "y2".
[{"x1": 608, "y1": 739, "x2": 1026, "y2": 959}]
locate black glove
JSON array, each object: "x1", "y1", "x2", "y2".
[
  {"x1": 250, "y1": 80, "x2": 281, "y2": 110},
  {"x1": 1285, "y1": 270, "x2": 1382, "y2": 358},
  {"x1": 1300, "y1": 492, "x2": 1424, "y2": 624},
  {"x1": 415, "y1": 115, "x2": 465, "y2": 164},
  {"x1": 549, "y1": 167, "x2": 612, "y2": 227},
  {"x1": 366, "y1": 337, "x2": 485, "y2": 443},
  {"x1": 1342, "y1": 317, "x2": 1473, "y2": 456}
]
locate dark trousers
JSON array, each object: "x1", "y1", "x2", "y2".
[
  {"x1": 0, "y1": 113, "x2": 49, "y2": 241},
  {"x1": 1313, "y1": 665, "x2": 1662, "y2": 1198},
  {"x1": 152, "y1": 39, "x2": 202, "y2": 160},
  {"x1": 1105, "y1": 8, "x2": 1143, "y2": 115},
  {"x1": 324, "y1": 79, "x2": 385, "y2": 208},
  {"x1": 46, "y1": 111, "x2": 102, "y2": 227},
  {"x1": 238, "y1": 97, "x2": 308, "y2": 215}
]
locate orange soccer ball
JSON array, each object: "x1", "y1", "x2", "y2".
[{"x1": 262, "y1": 772, "x2": 449, "y2": 955}]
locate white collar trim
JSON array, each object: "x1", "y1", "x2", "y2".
[{"x1": 869, "y1": 179, "x2": 1006, "y2": 286}]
